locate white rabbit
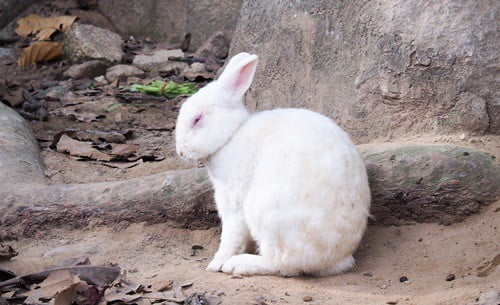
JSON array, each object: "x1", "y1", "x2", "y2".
[{"x1": 175, "y1": 52, "x2": 371, "y2": 277}]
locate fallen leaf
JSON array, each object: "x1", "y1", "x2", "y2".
[
  {"x1": 152, "y1": 279, "x2": 173, "y2": 292},
  {"x1": 0, "y1": 265, "x2": 120, "y2": 289},
  {"x1": 0, "y1": 258, "x2": 54, "y2": 276},
  {"x1": 0, "y1": 246, "x2": 17, "y2": 261},
  {"x1": 0, "y1": 268, "x2": 15, "y2": 282},
  {"x1": 103, "y1": 289, "x2": 141, "y2": 303},
  {"x1": 54, "y1": 282, "x2": 79, "y2": 305},
  {"x1": 18, "y1": 41, "x2": 63, "y2": 67},
  {"x1": 477, "y1": 253, "x2": 500, "y2": 277},
  {"x1": 101, "y1": 159, "x2": 143, "y2": 169},
  {"x1": 74, "y1": 282, "x2": 102, "y2": 305},
  {"x1": 110, "y1": 144, "x2": 140, "y2": 158},
  {"x1": 56, "y1": 134, "x2": 113, "y2": 161},
  {"x1": 61, "y1": 108, "x2": 105, "y2": 122},
  {"x1": 61, "y1": 92, "x2": 94, "y2": 107},
  {"x1": 15, "y1": 14, "x2": 77, "y2": 40},
  {"x1": 32, "y1": 270, "x2": 75, "y2": 299}
]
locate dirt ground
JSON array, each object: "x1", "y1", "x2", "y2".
[
  {"x1": 8, "y1": 201, "x2": 499, "y2": 305},
  {"x1": 1, "y1": 22, "x2": 499, "y2": 305}
]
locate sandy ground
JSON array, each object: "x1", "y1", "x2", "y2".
[{"x1": 8, "y1": 200, "x2": 499, "y2": 305}]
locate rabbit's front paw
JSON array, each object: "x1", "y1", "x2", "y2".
[
  {"x1": 206, "y1": 256, "x2": 229, "y2": 272},
  {"x1": 221, "y1": 254, "x2": 275, "y2": 275}
]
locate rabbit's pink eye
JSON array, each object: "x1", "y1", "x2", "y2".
[{"x1": 191, "y1": 113, "x2": 203, "y2": 128}]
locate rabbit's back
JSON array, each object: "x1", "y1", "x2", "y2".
[{"x1": 208, "y1": 108, "x2": 370, "y2": 275}]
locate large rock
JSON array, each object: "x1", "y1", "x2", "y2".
[
  {"x1": 63, "y1": 23, "x2": 123, "y2": 63},
  {"x1": 98, "y1": 0, "x2": 243, "y2": 51},
  {"x1": 230, "y1": 1, "x2": 500, "y2": 142},
  {"x1": 360, "y1": 143, "x2": 499, "y2": 225},
  {"x1": 195, "y1": 31, "x2": 230, "y2": 60},
  {"x1": 0, "y1": 102, "x2": 46, "y2": 187}
]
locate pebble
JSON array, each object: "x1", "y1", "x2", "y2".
[
  {"x1": 399, "y1": 276, "x2": 408, "y2": 282},
  {"x1": 302, "y1": 296, "x2": 313, "y2": 302},
  {"x1": 445, "y1": 273, "x2": 455, "y2": 281},
  {"x1": 459, "y1": 133, "x2": 466, "y2": 140},
  {"x1": 362, "y1": 271, "x2": 373, "y2": 277}
]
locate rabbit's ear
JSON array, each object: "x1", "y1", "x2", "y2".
[{"x1": 217, "y1": 52, "x2": 258, "y2": 100}]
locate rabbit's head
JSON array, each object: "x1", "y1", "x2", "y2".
[{"x1": 175, "y1": 52, "x2": 258, "y2": 160}]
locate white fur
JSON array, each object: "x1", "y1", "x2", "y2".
[{"x1": 175, "y1": 52, "x2": 371, "y2": 277}]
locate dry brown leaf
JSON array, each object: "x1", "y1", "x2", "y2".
[
  {"x1": 101, "y1": 159, "x2": 143, "y2": 169},
  {"x1": 110, "y1": 144, "x2": 140, "y2": 158},
  {"x1": 54, "y1": 282, "x2": 79, "y2": 305},
  {"x1": 0, "y1": 258, "x2": 54, "y2": 276},
  {"x1": 152, "y1": 279, "x2": 173, "y2": 292},
  {"x1": 56, "y1": 134, "x2": 113, "y2": 161},
  {"x1": 18, "y1": 42, "x2": 63, "y2": 68},
  {"x1": 33, "y1": 270, "x2": 76, "y2": 299},
  {"x1": 15, "y1": 14, "x2": 77, "y2": 40}
]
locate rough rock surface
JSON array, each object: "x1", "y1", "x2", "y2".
[
  {"x1": 132, "y1": 49, "x2": 187, "y2": 73},
  {"x1": 0, "y1": 102, "x2": 46, "y2": 187},
  {"x1": 195, "y1": 31, "x2": 230, "y2": 60},
  {"x1": 359, "y1": 143, "x2": 500, "y2": 225},
  {"x1": 67, "y1": 8, "x2": 117, "y2": 32},
  {"x1": 98, "y1": 0, "x2": 243, "y2": 51},
  {"x1": 229, "y1": 0, "x2": 500, "y2": 142},
  {"x1": 63, "y1": 23, "x2": 123, "y2": 63},
  {"x1": 105, "y1": 64, "x2": 145, "y2": 82},
  {"x1": 63, "y1": 60, "x2": 109, "y2": 79}
]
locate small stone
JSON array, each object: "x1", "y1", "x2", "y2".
[
  {"x1": 181, "y1": 62, "x2": 216, "y2": 81},
  {"x1": 302, "y1": 296, "x2": 313, "y2": 302},
  {"x1": 106, "y1": 64, "x2": 145, "y2": 82},
  {"x1": 459, "y1": 133, "x2": 466, "y2": 140},
  {"x1": 132, "y1": 49, "x2": 187, "y2": 72},
  {"x1": 445, "y1": 273, "x2": 455, "y2": 281},
  {"x1": 63, "y1": 60, "x2": 109, "y2": 79},
  {"x1": 399, "y1": 276, "x2": 408, "y2": 282},
  {"x1": 94, "y1": 75, "x2": 108, "y2": 85},
  {"x1": 0, "y1": 47, "x2": 16, "y2": 60},
  {"x1": 362, "y1": 271, "x2": 373, "y2": 277}
]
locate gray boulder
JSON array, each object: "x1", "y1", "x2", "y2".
[
  {"x1": 63, "y1": 23, "x2": 123, "y2": 64},
  {"x1": 98, "y1": 0, "x2": 243, "y2": 51},
  {"x1": 230, "y1": 0, "x2": 500, "y2": 142},
  {"x1": 63, "y1": 60, "x2": 109, "y2": 79},
  {"x1": 195, "y1": 31, "x2": 230, "y2": 60}
]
